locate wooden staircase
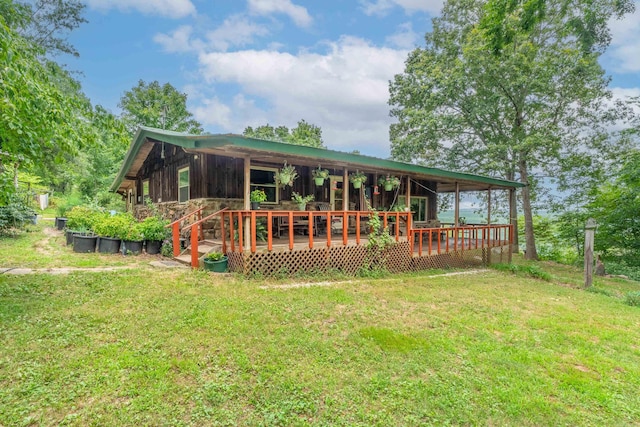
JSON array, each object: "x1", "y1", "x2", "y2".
[{"x1": 174, "y1": 239, "x2": 223, "y2": 266}]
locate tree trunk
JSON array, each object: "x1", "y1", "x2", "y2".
[
  {"x1": 518, "y1": 159, "x2": 538, "y2": 260},
  {"x1": 506, "y1": 171, "x2": 519, "y2": 253}
]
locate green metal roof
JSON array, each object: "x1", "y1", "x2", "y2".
[{"x1": 110, "y1": 126, "x2": 525, "y2": 192}]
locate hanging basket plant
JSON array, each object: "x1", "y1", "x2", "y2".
[
  {"x1": 312, "y1": 165, "x2": 330, "y2": 186},
  {"x1": 378, "y1": 175, "x2": 400, "y2": 191},
  {"x1": 349, "y1": 170, "x2": 367, "y2": 189},
  {"x1": 275, "y1": 161, "x2": 298, "y2": 188}
]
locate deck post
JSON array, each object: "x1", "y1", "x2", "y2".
[
  {"x1": 243, "y1": 156, "x2": 251, "y2": 251},
  {"x1": 454, "y1": 182, "x2": 460, "y2": 226}
]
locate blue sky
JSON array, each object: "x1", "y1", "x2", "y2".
[{"x1": 66, "y1": 0, "x2": 640, "y2": 158}]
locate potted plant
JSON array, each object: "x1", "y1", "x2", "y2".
[
  {"x1": 250, "y1": 188, "x2": 268, "y2": 210},
  {"x1": 66, "y1": 206, "x2": 100, "y2": 248},
  {"x1": 349, "y1": 170, "x2": 367, "y2": 189},
  {"x1": 92, "y1": 212, "x2": 129, "y2": 254},
  {"x1": 378, "y1": 175, "x2": 400, "y2": 191},
  {"x1": 291, "y1": 192, "x2": 314, "y2": 210},
  {"x1": 139, "y1": 215, "x2": 169, "y2": 254},
  {"x1": 121, "y1": 221, "x2": 144, "y2": 255},
  {"x1": 312, "y1": 165, "x2": 330, "y2": 186},
  {"x1": 275, "y1": 162, "x2": 298, "y2": 188},
  {"x1": 203, "y1": 251, "x2": 228, "y2": 272}
]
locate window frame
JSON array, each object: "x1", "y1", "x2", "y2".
[
  {"x1": 250, "y1": 166, "x2": 279, "y2": 204},
  {"x1": 178, "y1": 167, "x2": 190, "y2": 203},
  {"x1": 142, "y1": 179, "x2": 150, "y2": 203}
]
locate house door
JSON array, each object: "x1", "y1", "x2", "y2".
[{"x1": 329, "y1": 176, "x2": 344, "y2": 210}]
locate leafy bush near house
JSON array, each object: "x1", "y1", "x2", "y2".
[
  {"x1": 122, "y1": 220, "x2": 144, "y2": 241},
  {"x1": 65, "y1": 206, "x2": 101, "y2": 231},
  {"x1": 92, "y1": 213, "x2": 135, "y2": 239},
  {"x1": 139, "y1": 216, "x2": 170, "y2": 241}
]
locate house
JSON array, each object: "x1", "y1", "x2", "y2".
[{"x1": 111, "y1": 126, "x2": 525, "y2": 275}]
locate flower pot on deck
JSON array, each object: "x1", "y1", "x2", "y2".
[
  {"x1": 145, "y1": 240, "x2": 162, "y2": 255},
  {"x1": 251, "y1": 201, "x2": 261, "y2": 210},
  {"x1": 122, "y1": 240, "x2": 143, "y2": 255},
  {"x1": 97, "y1": 237, "x2": 121, "y2": 254},
  {"x1": 203, "y1": 256, "x2": 228, "y2": 273},
  {"x1": 73, "y1": 234, "x2": 97, "y2": 253}
]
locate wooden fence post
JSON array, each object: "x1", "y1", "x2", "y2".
[{"x1": 584, "y1": 218, "x2": 596, "y2": 288}]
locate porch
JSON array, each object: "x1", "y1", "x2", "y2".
[{"x1": 170, "y1": 208, "x2": 513, "y2": 275}]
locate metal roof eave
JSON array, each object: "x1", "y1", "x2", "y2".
[{"x1": 110, "y1": 126, "x2": 525, "y2": 192}]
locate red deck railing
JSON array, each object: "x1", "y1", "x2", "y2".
[
  {"x1": 220, "y1": 210, "x2": 412, "y2": 254},
  {"x1": 410, "y1": 224, "x2": 513, "y2": 257}
]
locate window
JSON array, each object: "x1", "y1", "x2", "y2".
[
  {"x1": 250, "y1": 167, "x2": 278, "y2": 203},
  {"x1": 142, "y1": 180, "x2": 150, "y2": 202},
  {"x1": 410, "y1": 197, "x2": 428, "y2": 221},
  {"x1": 178, "y1": 167, "x2": 190, "y2": 203}
]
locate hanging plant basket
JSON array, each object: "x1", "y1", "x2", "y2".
[
  {"x1": 275, "y1": 162, "x2": 298, "y2": 188},
  {"x1": 312, "y1": 165, "x2": 329, "y2": 186},
  {"x1": 349, "y1": 171, "x2": 367, "y2": 189}
]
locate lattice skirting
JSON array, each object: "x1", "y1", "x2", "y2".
[{"x1": 227, "y1": 243, "x2": 511, "y2": 276}]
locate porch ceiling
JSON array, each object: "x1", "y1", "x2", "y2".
[{"x1": 110, "y1": 126, "x2": 526, "y2": 194}]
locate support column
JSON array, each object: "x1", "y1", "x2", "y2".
[
  {"x1": 487, "y1": 187, "x2": 492, "y2": 225},
  {"x1": 454, "y1": 182, "x2": 460, "y2": 226},
  {"x1": 244, "y1": 156, "x2": 251, "y2": 250},
  {"x1": 343, "y1": 169, "x2": 349, "y2": 211}
]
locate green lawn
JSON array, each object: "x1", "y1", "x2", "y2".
[{"x1": 1, "y1": 227, "x2": 640, "y2": 425}]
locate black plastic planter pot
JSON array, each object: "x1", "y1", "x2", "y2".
[
  {"x1": 66, "y1": 230, "x2": 82, "y2": 246},
  {"x1": 57, "y1": 218, "x2": 68, "y2": 231},
  {"x1": 97, "y1": 237, "x2": 121, "y2": 254},
  {"x1": 145, "y1": 240, "x2": 162, "y2": 255},
  {"x1": 122, "y1": 240, "x2": 143, "y2": 255},
  {"x1": 73, "y1": 234, "x2": 97, "y2": 253}
]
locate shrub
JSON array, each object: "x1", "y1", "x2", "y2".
[
  {"x1": 625, "y1": 292, "x2": 640, "y2": 307},
  {"x1": 139, "y1": 216, "x2": 170, "y2": 241},
  {"x1": 0, "y1": 197, "x2": 36, "y2": 232},
  {"x1": 65, "y1": 206, "x2": 101, "y2": 231},
  {"x1": 122, "y1": 221, "x2": 143, "y2": 241},
  {"x1": 205, "y1": 251, "x2": 226, "y2": 261},
  {"x1": 93, "y1": 213, "x2": 135, "y2": 239}
]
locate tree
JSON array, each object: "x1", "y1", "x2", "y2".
[
  {"x1": 118, "y1": 80, "x2": 203, "y2": 136},
  {"x1": 389, "y1": 0, "x2": 633, "y2": 260},
  {"x1": 588, "y1": 149, "x2": 640, "y2": 264},
  {"x1": 12, "y1": 0, "x2": 87, "y2": 57},
  {"x1": 243, "y1": 120, "x2": 325, "y2": 148},
  {"x1": 0, "y1": 14, "x2": 93, "y2": 202}
]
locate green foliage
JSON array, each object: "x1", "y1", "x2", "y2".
[
  {"x1": 378, "y1": 175, "x2": 400, "y2": 189},
  {"x1": 389, "y1": 0, "x2": 634, "y2": 260},
  {"x1": 291, "y1": 192, "x2": 314, "y2": 205},
  {"x1": 205, "y1": 251, "x2": 226, "y2": 261},
  {"x1": 243, "y1": 119, "x2": 325, "y2": 148},
  {"x1": 274, "y1": 162, "x2": 298, "y2": 188},
  {"x1": 624, "y1": 291, "x2": 640, "y2": 307},
  {"x1": 349, "y1": 170, "x2": 367, "y2": 184},
  {"x1": 0, "y1": 196, "x2": 35, "y2": 233},
  {"x1": 491, "y1": 262, "x2": 553, "y2": 282},
  {"x1": 122, "y1": 220, "x2": 143, "y2": 242},
  {"x1": 92, "y1": 213, "x2": 135, "y2": 239},
  {"x1": 118, "y1": 80, "x2": 203, "y2": 135},
  {"x1": 138, "y1": 215, "x2": 169, "y2": 241},
  {"x1": 250, "y1": 189, "x2": 267, "y2": 202},
  {"x1": 312, "y1": 166, "x2": 329, "y2": 179},
  {"x1": 65, "y1": 205, "x2": 100, "y2": 231},
  {"x1": 160, "y1": 240, "x2": 173, "y2": 257}
]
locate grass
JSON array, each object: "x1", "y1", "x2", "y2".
[
  {"x1": 0, "y1": 220, "x2": 153, "y2": 269},
  {"x1": 1, "y1": 226, "x2": 640, "y2": 425}
]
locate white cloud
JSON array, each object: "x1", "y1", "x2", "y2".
[
  {"x1": 86, "y1": 0, "x2": 196, "y2": 18},
  {"x1": 154, "y1": 25, "x2": 202, "y2": 53},
  {"x1": 194, "y1": 36, "x2": 409, "y2": 156},
  {"x1": 206, "y1": 15, "x2": 270, "y2": 51},
  {"x1": 360, "y1": 0, "x2": 443, "y2": 16},
  {"x1": 154, "y1": 16, "x2": 270, "y2": 54},
  {"x1": 247, "y1": 0, "x2": 313, "y2": 28},
  {"x1": 608, "y1": 3, "x2": 640, "y2": 73},
  {"x1": 385, "y1": 22, "x2": 419, "y2": 49}
]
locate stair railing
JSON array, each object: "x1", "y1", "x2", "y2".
[
  {"x1": 185, "y1": 208, "x2": 228, "y2": 268},
  {"x1": 165, "y1": 207, "x2": 204, "y2": 257}
]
